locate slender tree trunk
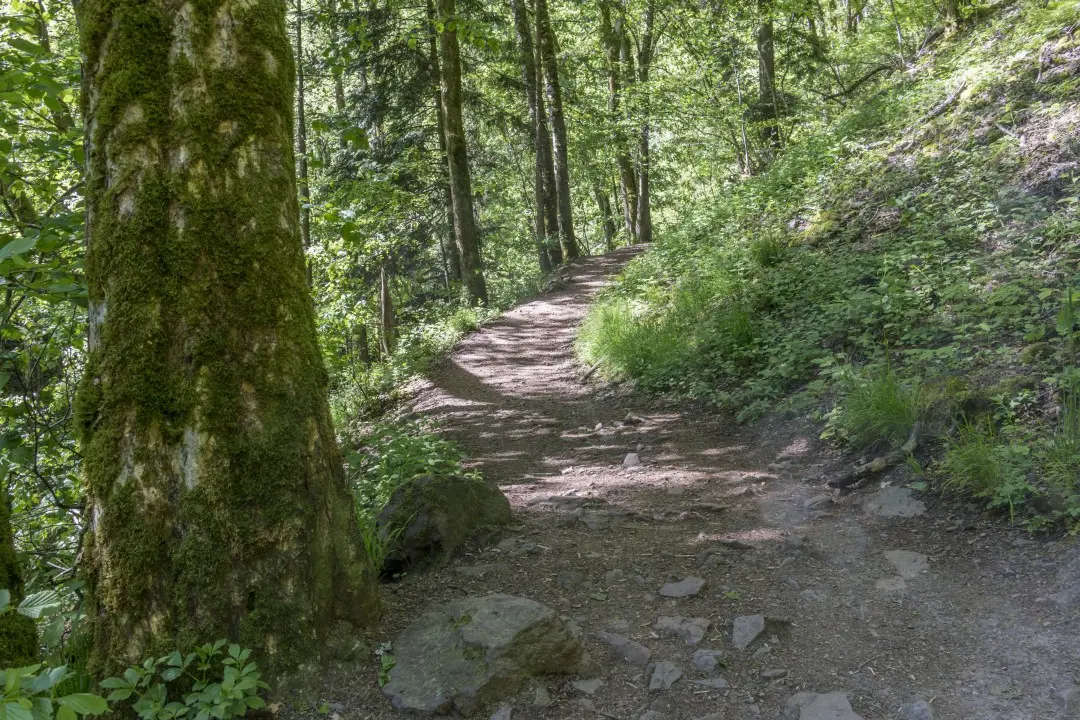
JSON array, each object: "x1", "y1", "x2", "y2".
[
  {"x1": 534, "y1": 25, "x2": 562, "y2": 266},
  {"x1": 357, "y1": 325, "x2": 371, "y2": 367},
  {"x1": 0, "y1": 488, "x2": 37, "y2": 666},
  {"x1": 757, "y1": 0, "x2": 781, "y2": 155},
  {"x1": 509, "y1": 0, "x2": 553, "y2": 273},
  {"x1": 535, "y1": 0, "x2": 579, "y2": 259},
  {"x1": 598, "y1": 1, "x2": 637, "y2": 243},
  {"x1": 76, "y1": 0, "x2": 377, "y2": 674},
  {"x1": 379, "y1": 264, "x2": 395, "y2": 356},
  {"x1": 592, "y1": 179, "x2": 617, "y2": 252},
  {"x1": 428, "y1": 0, "x2": 461, "y2": 282},
  {"x1": 635, "y1": 0, "x2": 655, "y2": 244},
  {"x1": 438, "y1": 0, "x2": 488, "y2": 304},
  {"x1": 296, "y1": 0, "x2": 311, "y2": 253}
]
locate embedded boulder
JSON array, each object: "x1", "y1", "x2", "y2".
[
  {"x1": 380, "y1": 594, "x2": 584, "y2": 716},
  {"x1": 377, "y1": 474, "x2": 512, "y2": 573}
]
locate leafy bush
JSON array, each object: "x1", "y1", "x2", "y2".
[
  {"x1": 0, "y1": 664, "x2": 107, "y2": 720},
  {"x1": 101, "y1": 642, "x2": 267, "y2": 720},
  {"x1": 346, "y1": 420, "x2": 476, "y2": 516}
]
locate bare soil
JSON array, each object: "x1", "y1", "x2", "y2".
[{"x1": 320, "y1": 247, "x2": 1080, "y2": 720}]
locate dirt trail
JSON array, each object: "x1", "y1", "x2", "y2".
[{"x1": 345, "y1": 248, "x2": 1080, "y2": 720}]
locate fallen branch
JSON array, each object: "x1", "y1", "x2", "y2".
[
  {"x1": 894, "y1": 82, "x2": 966, "y2": 151},
  {"x1": 581, "y1": 359, "x2": 604, "y2": 380},
  {"x1": 828, "y1": 421, "x2": 921, "y2": 489},
  {"x1": 819, "y1": 64, "x2": 896, "y2": 102}
]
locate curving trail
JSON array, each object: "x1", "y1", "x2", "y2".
[{"x1": 343, "y1": 248, "x2": 1080, "y2": 720}]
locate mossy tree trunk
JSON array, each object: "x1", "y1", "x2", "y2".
[
  {"x1": 427, "y1": 0, "x2": 462, "y2": 282},
  {"x1": 75, "y1": 0, "x2": 378, "y2": 676},
  {"x1": 437, "y1": 0, "x2": 488, "y2": 305},
  {"x1": 1, "y1": 489, "x2": 37, "y2": 666},
  {"x1": 635, "y1": 0, "x2": 655, "y2": 245},
  {"x1": 598, "y1": 0, "x2": 637, "y2": 244}
]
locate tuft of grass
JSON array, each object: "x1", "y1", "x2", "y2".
[
  {"x1": 939, "y1": 418, "x2": 1034, "y2": 520},
  {"x1": 830, "y1": 368, "x2": 929, "y2": 451}
]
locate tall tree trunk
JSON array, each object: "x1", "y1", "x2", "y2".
[
  {"x1": 76, "y1": 0, "x2": 378, "y2": 674},
  {"x1": 592, "y1": 179, "x2": 617, "y2": 252},
  {"x1": 428, "y1": 0, "x2": 462, "y2": 281},
  {"x1": 296, "y1": 0, "x2": 312, "y2": 253},
  {"x1": 598, "y1": 0, "x2": 637, "y2": 243},
  {"x1": 438, "y1": 0, "x2": 488, "y2": 304},
  {"x1": 635, "y1": 0, "x2": 655, "y2": 245},
  {"x1": 757, "y1": 0, "x2": 781, "y2": 155},
  {"x1": 0, "y1": 488, "x2": 37, "y2": 666},
  {"x1": 379, "y1": 264, "x2": 395, "y2": 356},
  {"x1": 534, "y1": 24, "x2": 562, "y2": 266},
  {"x1": 510, "y1": 0, "x2": 554, "y2": 273},
  {"x1": 356, "y1": 325, "x2": 371, "y2": 367},
  {"x1": 535, "y1": 0, "x2": 579, "y2": 259}
]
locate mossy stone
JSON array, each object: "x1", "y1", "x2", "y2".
[{"x1": 376, "y1": 475, "x2": 512, "y2": 574}]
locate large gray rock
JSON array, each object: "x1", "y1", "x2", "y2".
[
  {"x1": 659, "y1": 577, "x2": 706, "y2": 597},
  {"x1": 377, "y1": 474, "x2": 512, "y2": 573},
  {"x1": 654, "y1": 616, "x2": 710, "y2": 645},
  {"x1": 731, "y1": 615, "x2": 765, "y2": 650},
  {"x1": 381, "y1": 594, "x2": 583, "y2": 716},
  {"x1": 863, "y1": 487, "x2": 925, "y2": 517},
  {"x1": 782, "y1": 692, "x2": 864, "y2": 720}
]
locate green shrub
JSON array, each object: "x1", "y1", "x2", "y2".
[
  {"x1": 101, "y1": 642, "x2": 268, "y2": 720},
  {"x1": 0, "y1": 664, "x2": 107, "y2": 720},
  {"x1": 829, "y1": 368, "x2": 928, "y2": 451},
  {"x1": 939, "y1": 419, "x2": 1035, "y2": 520}
]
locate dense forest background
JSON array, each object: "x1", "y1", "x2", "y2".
[{"x1": 1, "y1": 0, "x2": 1079, "y2": 699}]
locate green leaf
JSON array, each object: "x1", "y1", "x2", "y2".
[
  {"x1": 17, "y1": 590, "x2": 61, "y2": 619},
  {"x1": 242, "y1": 697, "x2": 264, "y2": 710},
  {"x1": 0, "y1": 236, "x2": 36, "y2": 263},
  {"x1": 104, "y1": 691, "x2": 130, "y2": 703},
  {"x1": 57, "y1": 694, "x2": 108, "y2": 716},
  {"x1": 54, "y1": 707, "x2": 74, "y2": 720},
  {"x1": 3, "y1": 703, "x2": 35, "y2": 720},
  {"x1": 30, "y1": 697, "x2": 52, "y2": 720},
  {"x1": 97, "y1": 678, "x2": 128, "y2": 690}
]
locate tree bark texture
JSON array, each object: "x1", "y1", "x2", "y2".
[
  {"x1": 635, "y1": 0, "x2": 655, "y2": 245},
  {"x1": 535, "y1": 0, "x2": 578, "y2": 259},
  {"x1": 428, "y1": 0, "x2": 461, "y2": 281},
  {"x1": 295, "y1": 0, "x2": 311, "y2": 253},
  {"x1": 598, "y1": 0, "x2": 637, "y2": 243},
  {"x1": 509, "y1": 0, "x2": 555, "y2": 272},
  {"x1": 75, "y1": 0, "x2": 378, "y2": 674},
  {"x1": 379, "y1": 263, "x2": 395, "y2": 357},
  {"x1": 0, "y1": 490, "x2": 37, "y2": 666},
  {"x1": 592, "y1": 179, "x2": 617, "y2": 252},
  {"x1": 438, "y1": 0, "x2": 488, "y2": 304},
  {"x1": 757, "y1": 0, "x2": 781, "y2": 154}
]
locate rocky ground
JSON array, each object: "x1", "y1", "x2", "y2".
[{"x1": 316, "y1": 247, "x2": 1080, "y2": 720}]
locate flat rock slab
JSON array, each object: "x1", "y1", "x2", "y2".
[
  {"x1": 782, "y1": 692, "x2": 864, "y2": 720},
  {"x1": 381, "y1": 594, "x2": 583, "y2": 716},
  {"x1": 884, "y1": 550, "x2": 929, "y2": 579},
  {"x1": 623, "y1": 453, "x2": 641, "y2": 468},
  {"x1": 731, "y1": 615, "x2": 765, "y2": 650},
  {"x1": 654, "y1": 616, "x2": 710, "y2": 645},
  {"x1": 864, "y1": 487, "x2": 926, "y2": 517},
  {"x1": 571, "y1": 679, "x2": 604, "y2": 695},
  {"x1": 596, "y1": 631, "x2": 652, "y2": 665},
  {"x1": 659, "y1": 577, "x2": 706, "y2": 597},
  {"x1": 691, "y1": 649, "x2": 725, "y2": 674},
  {"x1": 648, "y1": 661, "x2": 683, "y2": 691}
]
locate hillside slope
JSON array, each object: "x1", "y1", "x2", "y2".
[{"x1": 579, "y1": 0, "x2": 1080, "y2": 526}]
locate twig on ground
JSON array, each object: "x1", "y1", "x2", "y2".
[{"x1": 829, "y1": 421, "x2": 921, "y2": 489}]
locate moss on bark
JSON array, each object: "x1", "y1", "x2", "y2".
[
  {"x1": 1, "y1": 492, "x2": 37, "y2": 667},
  {"x1": 75, "y1": 0, "x2": 378, "y2": 677}
]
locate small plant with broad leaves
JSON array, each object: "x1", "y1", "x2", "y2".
[
  {"x1": 0, "y1": 664, "x2": 107, "y2": 720},
  {"x1": 101, "y1": 641, "x2": 268, "y2": 720}
]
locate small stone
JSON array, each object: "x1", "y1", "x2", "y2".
[
  {"x1": 605, "y1": 569, "x2": 626, "y2": 583},
  {"x1": 659, "y1": 577, "x2": 706, "y2": 598},
  {"x1": 864, "y1": 486, "x2": 926, "y2": 517},
  {"x1": 884, "y1": 550, "x2": 929, "y2": 579},
  {"x1": 692, "y1": 649, "x2": 725, "y2": 674},
  {"x1": 491, "y1": 707, "x2": 513, "y2": 720},
  {"x1": 654, "y1": 616, "x2": 711, "y2": 645},
  {"x1": 625, "y1": 413, "x2": 644, "y2": 425},
  {"x1": 572, "y1": 679, "x2": 604, "y2": 695},
  {"x1": 648, "y1": 662, "x2": 683, "y2": 691},
  {"x1": 596, "y1": 631, "x2": 652, "y2": 665},
  {"x1": 588, "y1": 591, "x2": 608, "y2": 602},
  {"x1": 763, "y1": 669, "x2": 789, "y2": 679},
  {"x1": 692, "y1": 678, "x2": 730, "y2": 691},
  {"x1": 803, "y1": 494, "x2": 831, "y2": 509},
  {"x1": 608, "y1": 618, "x2": 630, "y2": 632},
  {"x1": 530, "y1": 683, "x2": 552, "y2": 708},
  {"x1": 623, "y1": 453, "x2": 642, "y2": 468},
  {"x1": 594, "y1": 423, "x2": 603, "y2": 431},
  {"x1": 751, "y1": 645, "x2": 771, "y2": 659},
  {"x1": 901, "y1": 700, "x2": 934, "y2": 720},
  {"x1": 732, "y1": 615, "x2": 765, "y2": 650},
  {"x1": 799, "y1": 589, "x2": 824, "y2": 604},
  {"x1": 557, "y1": 569, "x2": 587, "y2": 589},
  {"x1": 781, "y1": 692, "x2": 863, "y2": 720}
]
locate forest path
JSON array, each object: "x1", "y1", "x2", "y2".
[{"x1": 353, "y1": 248, "x2": 1080, "y2": 720}]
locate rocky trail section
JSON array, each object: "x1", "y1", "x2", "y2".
[{"x1": 336, "y1": 248, "x2": 1080, "y2": 719}]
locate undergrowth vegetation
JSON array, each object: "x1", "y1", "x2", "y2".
[{"x1": 579, "y1": 0, "x2": 1080, "y2": 528}]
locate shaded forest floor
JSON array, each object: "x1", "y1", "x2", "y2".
[{"x1": 328, "y1": 248, "x2": 1080, "y2": 719}]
